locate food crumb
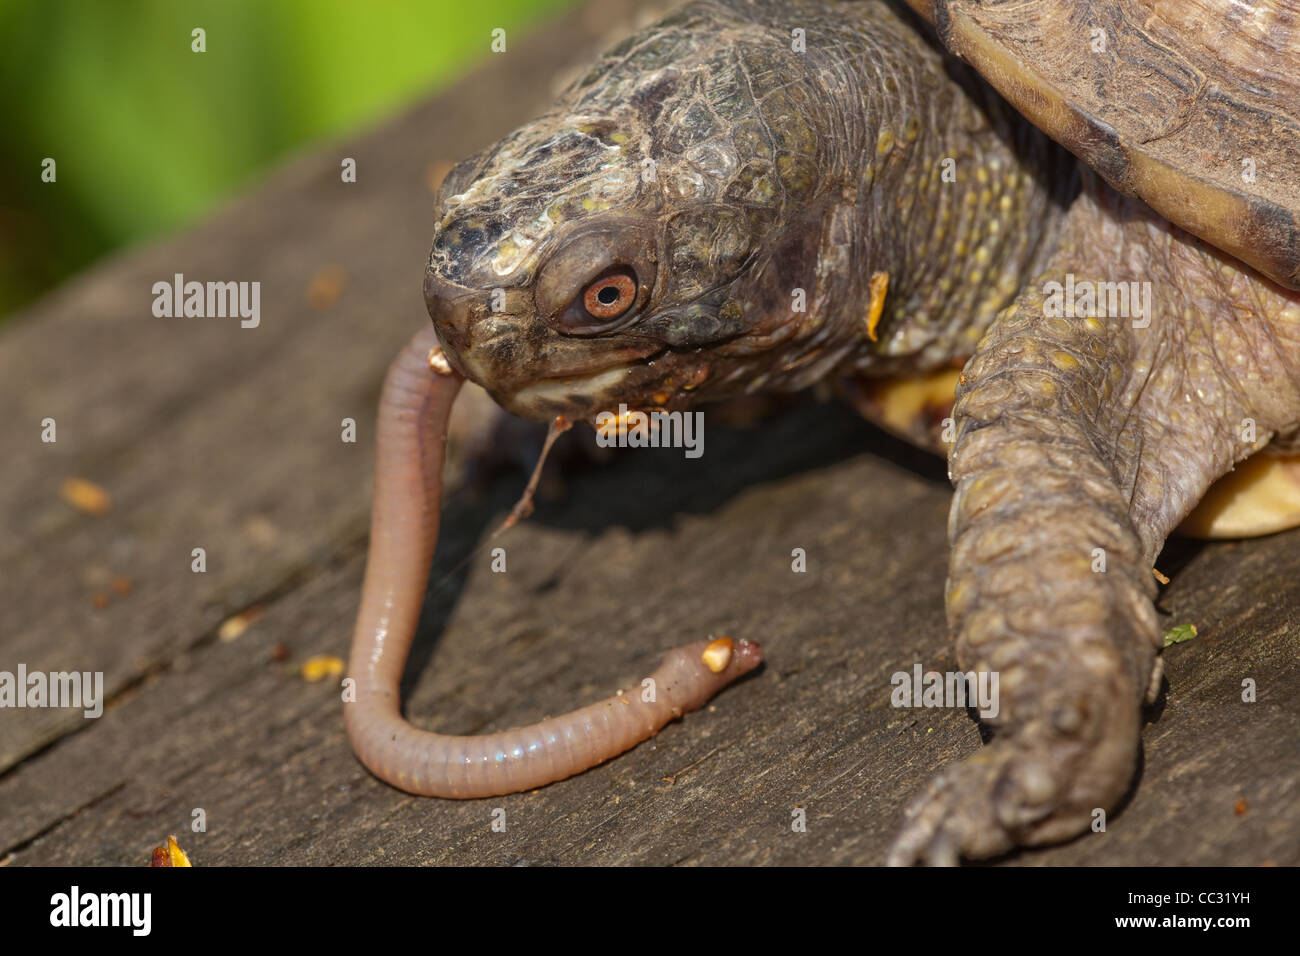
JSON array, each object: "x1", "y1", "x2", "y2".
[
  {"x1": 1234, "y1": 797, "x2": 1248, "y2": 816},
  {"x1": 302, "y1": 654, "x2": 345, "y2": 682},
  {"x1": 218, "y1": 606, "x2": 264, "y2": 642},
  {"x1": 60, "y1": 477, "x2": 111, "y2": 516},
  {"x1": 148, "y1": 834, "x2": 193, "y2": 867},
  {"x1": 305, "y1": 264, "x2": 348, "y2": 311}
]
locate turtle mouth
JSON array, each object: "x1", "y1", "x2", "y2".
[{"x1": 506, "y1": 347, "x2": 671, "y2": 423}]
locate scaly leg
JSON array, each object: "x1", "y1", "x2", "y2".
[{"x1": 889, "y1": 178, "x2": 1300, "y2": 864}]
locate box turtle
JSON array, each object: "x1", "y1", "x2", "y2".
[{"x1": 344, "y1": 0, "x2": 1300, "y2": 863}]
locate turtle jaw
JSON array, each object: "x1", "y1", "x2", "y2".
[
  {"x1": 504, "y1": 346, "x2": 685, "y2": 424},
  {"x1": 425, "y1": 267, "x2": 683, "y2": 425}
]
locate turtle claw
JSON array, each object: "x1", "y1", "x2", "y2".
[{"x1": 887, "y1": 743, "x2": 1067, "y2": 866}]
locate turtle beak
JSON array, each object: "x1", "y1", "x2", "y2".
[{"x1": 423, "y1": 270, "x2": 477, "y2": 377}]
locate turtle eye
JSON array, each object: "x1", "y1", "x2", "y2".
[
  {"x1": 580, "y1": 267, "x2": 637, "y2": 322},
  {"x1": 535, "y1": 225, "x2": 656, "y2": 335}
]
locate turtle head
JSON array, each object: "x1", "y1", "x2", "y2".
[
  {"x1": 424, "y1": 8, "x2": 837, "y2": 424},
  {"x1": 424, "y1": 107, "x2": 677, "y2": 423}
]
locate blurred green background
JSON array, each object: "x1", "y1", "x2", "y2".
[{"x1": 0, "y1": 0, "x2": 576, "y2": 320}]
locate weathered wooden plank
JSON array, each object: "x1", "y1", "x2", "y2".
[
  {"x1": 1, "y1": 0, "x2": 1296, "y2": 866},
  {"x1": 4, "y1": 398, "x2": 1296, "y2": 865}
]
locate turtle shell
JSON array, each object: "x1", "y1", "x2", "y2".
[{"x1": 904, "y1": 0, "x2": 1300, "y2": 290}]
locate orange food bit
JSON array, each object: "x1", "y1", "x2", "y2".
[
  {"x1": 305, "y1": 264, "x2": 347, "y2": 311},
  {"x1": 701, "y1": 637, "x2": 735, "y2": 674},
  {"x1": 865, "y1": 271, "x2": 890, "y2": 342},
  {"x1": 148, "y1": 834, "x2": 193, "y2": 867},
  {"x1": 427, "y1": 346, "x2": 454, "y2": 376},
  {"x1": 218, "y1": 606, "x2": 264, "y2": 642},
  {"x1": 60, "y1": 477, "x2": 111, "y2": 516},
  {"x1": 302, "y1": 654, "x2": 345, "y2": 682}
]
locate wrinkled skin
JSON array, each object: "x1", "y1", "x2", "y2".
[
  {"x1": 422, "y1": 0, "x2": 1300, "y2": 863},
  {"x1": 425, "y1": 0, "x2": 1070, "y2": 422}
]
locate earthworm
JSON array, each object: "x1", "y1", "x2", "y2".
[{"x1": 344, "y1": 325, "x2": 763, "y2": 798}]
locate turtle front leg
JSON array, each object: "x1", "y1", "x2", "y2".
[{"x1": 888, "y1": 180, "x2": 1300, "y2": 864}]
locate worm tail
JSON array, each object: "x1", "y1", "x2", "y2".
[{"x1": 344, "y1": 326, "x2": 762, "y2": 798}]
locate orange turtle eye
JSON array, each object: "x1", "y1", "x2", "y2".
[{"x1": 582, "y1": 268, "x2": 637, "y2": 321}]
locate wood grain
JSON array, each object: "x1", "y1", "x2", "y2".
[{"x1": 0, "y1": 0, "x2": 1295, "y2": 866}]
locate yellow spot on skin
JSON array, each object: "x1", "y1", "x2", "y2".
[
  {"x1": 865, "y1": 271, "x2": 889, "y2": 342},
  {"x1": 701, "y1": 637, "x2": 734, "y2": 674},
  {"x1": 60, "y1": 477, "x2": 111, "y2": 516},
  {"x1": 876, "y1": 128, "x2": 895, "y2": 155},
  {"x1": 1051, "y1": 351, "x2": 1080, "y2": 371}
]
